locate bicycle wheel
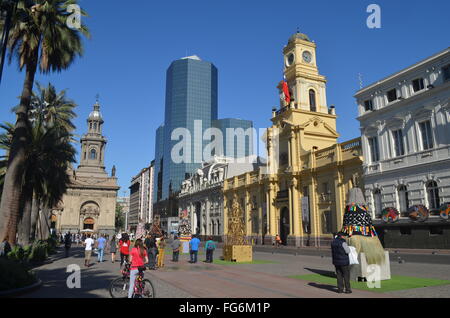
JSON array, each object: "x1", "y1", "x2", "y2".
[
  {"x1": 109, "y1": 277, "x2": 130, "y2": 298},
  {"x1": 140, "y1": 279, "x2": 155, "y2": 298}
]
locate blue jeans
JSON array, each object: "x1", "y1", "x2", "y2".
[
  {"x1": 97, "y1": 248, "x2": 104, "y2": 262},
  {"x1": 128, "y1": 269, "x2": 138, "y2": 298},
  {"x1": 190, "y1": 250, "x2": 198, "y2": 263}
]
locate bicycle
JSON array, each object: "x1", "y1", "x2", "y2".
[{"x1": 109, "y1": 262, "x2": 155, "y2": 298}]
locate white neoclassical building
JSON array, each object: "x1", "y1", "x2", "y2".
[
  {"x1": 178, "y1": 156, "x2": 258, "y2": 240},
  {"x1": 355, "y1": 47, "x2": 450, "y2": 249}
]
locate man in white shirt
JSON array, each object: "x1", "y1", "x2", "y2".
[{"x1": 83, "y1": 234, "x2": 95, "y2": 267}]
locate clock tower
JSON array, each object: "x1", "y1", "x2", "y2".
[{"x1": 281, "y1": 31, "x2": 328, "y2": 114}]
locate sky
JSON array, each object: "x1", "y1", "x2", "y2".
[{"x1": 1, "y1": 0, "x2": 449, "y2": 195}]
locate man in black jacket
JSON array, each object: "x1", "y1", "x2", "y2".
[{"x1": 331, "y1": 232, "x2": 352, "y2": 294}]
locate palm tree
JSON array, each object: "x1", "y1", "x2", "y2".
[
  {"x1": 2, "y1": 82, "x2": 78, "y2": 245},
  {"x1": 0, "y1": 0, "x2": 89, "y2": 243},
  {"x1": 0, "y1": 120, "x2": 77, "y2": 245}
]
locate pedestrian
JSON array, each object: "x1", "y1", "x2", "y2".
[
  {"x1": 110, "y1": 236, "x2": 117, "y2": 263},
  {"x1": 204, "y1": 236, "x2": 216, "y2": 263},
  {"x1": 128, "y1": 239, "x2": 148, "y2": 298},
  {"x1": 157, "y1": 236, "x2": 166, "y2": 268},
  {"x1": 144, "y1": 234, "x2": 157, "y2": 269},
  {"x1": 83, "y1": 234, "x2": 95, "y2": 267},
  {"x1": 64, "y1": 232, "x2": 72, "y2": 258},
  {"x1": 331, "y1": 232, "x2": 352, "y2": 294},
  {"x1": 275, "y1": 234, "x2": 282, "y2": 247},
  {"x1": 171, "y1": 235, "x2": 181, "y2": 262},
  {"x1": 118, "y1": 233, "x2": 131, "y2": 268},
  {"x1": 189, "y1": 235, "x2": 201, "y2": 263},
  {"x1": 96, "y1": 234, "x2": 107, "y2": 263},
  {"x1": 0, "y1": 237, "x2": 12, "y2": 259}
]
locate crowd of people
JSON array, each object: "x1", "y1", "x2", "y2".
[{"x1": 58, "y1": 231, "x2": 217, "y2": 270}]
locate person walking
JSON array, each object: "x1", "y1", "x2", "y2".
[
  {"x1": 118, "y1": 233, "x2": 131, "y2": 268},
  {"x1": 0, "y1": 237, "x2": 11, "y2": 259},
  {"x1": 204, "y1": 236, "x2": 216, "y2": 263},
  {"x1": 110, "y1": 236, "x2": 117, "y2": 263},
  {"x1": 144, "y1": 234, "x2": 157, "y2": 270},
  {"x1": 157, "y1": 236, "x2": 166, "y2": 268},
  {"x1": 189, "y1": 235, "x2": 201, "y2": 263},
  {"x1": 171, "y1": 235, "x2": 181, "y2": 262},
  {"x1": 64, "y1": 232, "x2": 72, "y2": 258},
  {"x1": 331, "y1": 232, "x2": 352, "y2": 294},
  {"x1": 96, "y1": 234, "x2": 107, "y2": 263},
  {"x1": 128, "y1": 239, "x2": 148, "y2": 298},
  {"x1": 275, "y1": 234, "x2": 282, "y2": 247},
  {"x1": 83, "y1": 234, "x2": 95, "y2": 267}
]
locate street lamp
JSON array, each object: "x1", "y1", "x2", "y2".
[{"x1": 0, "y1": 0, "x2": 20, "y2": 85}]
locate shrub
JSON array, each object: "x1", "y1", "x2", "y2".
[
  {"x1": 46, "y1": 237, "x2": 57, "y2": 254},
  {"x1": 28, "y1": 242, "x2": 48, "y2": 263},
  {"x1": 7, "y1": 246, "x2": 29, "y2": 263},
  {"x1": 0, "y1": 258, "x2": 37, "y2": 291}
]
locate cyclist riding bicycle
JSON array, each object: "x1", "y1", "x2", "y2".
[{"x1": 128, "y1": 239, "x2": 148, "y2": 298}]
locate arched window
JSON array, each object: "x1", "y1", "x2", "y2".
[
  {"x1": 426, "y1": 181, "x2": 440, "y2": 210},
  {"x1": 309, "y1": 89, "x2": 317, "y2": 112},
  {"x1": 93, "y1": 123, "x2": 97, "y2": 131},
  {"x1": 373, "y1": 189, "x2": 382, "y2": 218},
  {"x1": 398, "y1": 185, "x2": 409, "y2": 213},
  {"x1": 89, "y1": 149, "x2": 97, "y2": 160}
]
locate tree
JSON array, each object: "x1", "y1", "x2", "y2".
[
  {"x1": 115, "y1": 203, "x2": 125, "y2": 232},
  {"x1": 0, "y1": 0, "x2": 89, "y2": 243},
  {"x1": 1, "y1": 83, "x2": 78, "y2": 245}
]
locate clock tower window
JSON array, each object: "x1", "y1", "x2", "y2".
[{"x1": 309, "y1": 89, "x2": 317, "y2": 112}]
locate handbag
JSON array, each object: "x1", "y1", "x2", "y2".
[{"x1": 348, "y1": 246, "x2": 359, "y2": 265}]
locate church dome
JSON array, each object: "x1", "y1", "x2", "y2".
[
  {"x1": 288, "y1": 31, "x2": 311, "y2": 43},
  {"x1": 88, "y1": 102, "x2": 103, "y2": 121}
]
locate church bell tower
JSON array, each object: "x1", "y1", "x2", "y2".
[{"x1": 77, "y1": 100, "x2": 108, "y2": 177}]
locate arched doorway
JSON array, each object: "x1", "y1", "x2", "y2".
[
  {"x1": 83, "y1": 217, "x2": 95, "y2": 230},
  {"x1": 280, "y1": 207, "x2": 290, "y2": 246}
]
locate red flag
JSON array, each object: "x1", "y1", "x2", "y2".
[{"x1": 282, "y1": 77, "x2": 291, "y2": 104}]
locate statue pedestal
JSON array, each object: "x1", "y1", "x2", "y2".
[
  {"x1": 223, "y1": 245, "x2": 252, "y2": 262},
  {"x1": 350, "y1": 251, "x2": 391, "y2": 281}
]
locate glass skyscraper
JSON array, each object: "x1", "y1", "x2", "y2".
[
  {"x1": 158, "y1": 56, "x2": 218, "y2": 199},
  {"x1": 213, "y1": 118, "x2": 254, "y2": 158},
  {"x1": 153, "y1": 125, "x2": 164, "y2": 202}
]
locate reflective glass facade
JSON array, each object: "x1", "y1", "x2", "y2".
[
  {"x1": 213, "y1": 118, "x2": 254, "y2": 158},
  {"x1": 153, "y1": 125, "x2": 164, "y2": 202},
  {"x1": 161, "y1": 57, "x2": 218, "y2": 199}
]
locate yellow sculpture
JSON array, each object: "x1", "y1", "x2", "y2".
[{"x1": 223, "y1": 196, "x2": 252, "y2": 262}]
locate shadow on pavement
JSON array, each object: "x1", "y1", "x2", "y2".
[
  {"x1": 22, "y1": 247, "x2": 120, "y2": 298},
  {"x1": 304, "y1": 267, "x2": 336, "y2": 278},
  {"x1": 307, "y1": 282, "x2": 338, "y2": 293}
]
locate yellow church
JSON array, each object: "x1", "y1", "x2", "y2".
[{"x1": 223, "y1": 32, "x2": 363, "y2": 247}]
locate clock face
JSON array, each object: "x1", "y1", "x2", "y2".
[
  {"x1": 286, "y1": 53, "x2": 295, "y2": 67},
  {"x1": 302, "y1": 51, "x2": 312, "y2": 63}
]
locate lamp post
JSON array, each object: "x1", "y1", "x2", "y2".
[{"x1": 0, "y1": 0, "x2": 18, "y2": 86}]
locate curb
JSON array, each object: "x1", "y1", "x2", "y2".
[{"x1": 0, "y1": 279, "x2": 42, "y2": 298}]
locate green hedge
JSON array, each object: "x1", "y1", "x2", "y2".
[
  {"x1": 0, "y1": 258, "x2": 37, "y2": 291},
  {"x1": 7, "y1": 240, "x2": 52, "y2": 264}
]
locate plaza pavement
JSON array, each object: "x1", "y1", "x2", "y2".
[{"x1": 18, "y1": 245, "x2": 450, "y2": 298}]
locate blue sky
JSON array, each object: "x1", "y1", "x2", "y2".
[{"x1": 1, "y1": 0, "x2": 449, "y2": 194}]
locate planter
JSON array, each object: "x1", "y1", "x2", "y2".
[{"x1": 0, "y1": 279, "x2": 42, "y2": 298}]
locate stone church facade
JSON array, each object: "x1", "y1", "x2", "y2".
[{"x1": 53, "y1": 101, "x2": 119, "y2": 236}]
